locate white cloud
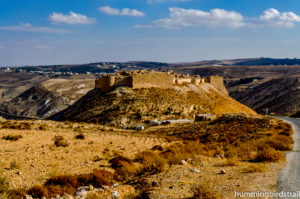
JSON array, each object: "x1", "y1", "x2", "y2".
[
  {"x1": 135, "y1": 7, "x2": 245, "y2": 29},
  {"x1": 255, "y1": 8, "x2": 300, "y2": 27},
  {"x1": 99, "y1": 6, "x2": 145, "y2": 17},
  {"x1": 34, "y1": 45, "x2": 50, "y2": 49},
  {"x1": 50, "y1": 11, "x2": 96, "y2": 25},
  {"x1": 16, "y1": 40, "x2": 38, "y2": 46},
  {"x1": 0, "y1": 23, "x2": 70, "y2": 34},
  {"x1": 98, "y1": 41, "x2": 104, "y2": 45}
]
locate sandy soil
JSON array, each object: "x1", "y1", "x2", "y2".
[
  {"x1": 0, "y1": 120, "x2": 169, "y2": 190},
  {"x1": 0, "y1": 119, "x2": 289, "y2": 198}
]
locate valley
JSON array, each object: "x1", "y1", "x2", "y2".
[{"x1": 0, "y1": 61, "x2": 299, "y2": 198}]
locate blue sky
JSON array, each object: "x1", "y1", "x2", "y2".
[{"x1": 1, "y1": 0, "x2": 300, "y2": 66}]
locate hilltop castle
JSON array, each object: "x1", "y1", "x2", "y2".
[{"x1": 95, "y1": 70, "x2": 228, "y2": 94}]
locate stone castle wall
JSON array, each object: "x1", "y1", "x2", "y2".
[
  {"x1": 95, "y1": 75, "x2": 133, "y2": 92},
  {"x1": 95, "y1": 71, "x2": 227, "y2": 94},
  {"x1": 132, "y1": 72, "x2": 174, "y2": 89},
  {"x1": 203, "y1": 76, "x2": 228, "y2": 94}
]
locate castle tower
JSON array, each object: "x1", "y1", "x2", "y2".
[{"x1": 95, "y1": 75, "x2": 116, "y2": 92}]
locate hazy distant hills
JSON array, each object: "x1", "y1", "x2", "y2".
[
  {"x1": 170, "y1": 58, "x2": 300, "y2": 68},
  {"x1": 5, "y1": 58, "x2": 300, "y2": 74},
  {"x1": 12, "y1": 61, "x2": 168, "y2": 74}
]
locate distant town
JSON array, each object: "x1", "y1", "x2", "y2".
[{"x1": 0, "y1": 61, "x2": 169, "y2": 77}]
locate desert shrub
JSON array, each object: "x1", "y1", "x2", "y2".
[
  {"x1": 45, "y1": 184, "x2": 77, "y2": 198},
  {"x1": 2, "y1": 135, "x2": 22, "y2": 141},
  {"x1": 161, "y1": 141, "x2": 214, "y2": 165},
  {"x1": 114, "y1": 161, "x2": 139, "y2": 181},
  {"x1": 44, "y1": 169, "x2": 114, "y2": 197},
  {"x1": 54, "y1": 136, "x2": 69, "y2": 147},
  {"x1": 151, "y1": 145, "x2": 163, "y2": 151},
  {"x1": 1, "y1": 121, "x2": 32, "y2": 130},
  {"x1": 190, "y1": 185, "x2": 221, "y2": 199},
  {"x1": 9, "y1": 160, "x2": 20, "y2": 170},
  {"x1": 109, "y1": 155, "x2": 139, "y2": 180},
  {"x1": 135, "y1": 189, "x2": 152, "y2": 199},
  {"x1": 279, "y1": 130, "x2": 292, "y2": 136},
  {"x1": 27, "y1": 186, "x2": 47, "y2": 198},
  {"x1": 0, "y1": 172, "x2": 9, "y2": 195},
  {"x1": 75, "y1": 133, "x2": 85, "y2": 140},
  {"x1": 161, "y1": 146, "x2": 186, "y2": 165},
  {"x1": 109, "y1": 155, "x2": 133, "y2": 169},
  {"x1": 226, "y1": 157, "x2": 240, "y2": 166},
  {"x1": 83, "y1": 169, "x2": 114, "y2": 187},
  {"x1": 38, "y1": 125, "x2": 48, "y2": 131},
  {"x1": 45, "y1": 175, "x2": 78, "y2": 188},
  {"x1": 46, "y1": 170, "x2": 114, "y2": 188},
  {"x1": 255, "y1": 147, "x2": 285, "y2": 162},
  {"x1": 8, "y1": 189, "x2": 26, "y2": 199},
  {"x1": 232, "y1": 143, "x2": 257, "y2": 160},
  {"x1": 133, "y1": 112, "x2": 142, "y2": 120},
  {"x1": 135, "y1": 151, "x2": 166, "y2": 173},
  {"x1": 262, "y1": 135, "x2": 293, "y2": 151},
  {"x1": 242, "y1": 164, "x2": 267, "y2": 173}
]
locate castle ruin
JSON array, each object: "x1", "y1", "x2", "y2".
[{"x1": 95, "y1": 70, "x2": 228, "y2": 94}]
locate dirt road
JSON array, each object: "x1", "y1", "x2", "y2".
[{"x1": 277, "y1": 117, "x2": 300, "y2": 198}]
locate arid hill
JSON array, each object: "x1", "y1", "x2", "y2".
[
  {"x1": 53, "y1": 81, "x2": 256, "y2": 127},
  {"x1": 0, "y1": 72, "x2": 49, "y2": 103},
  {"x1": 230, "y1": 75, "x2": 300, "y2": 116},
  {"x1": 0, "y1": 77, "x2": 94, "y2": 118},
  {"x1": 167, "y1": 65, "x2": 300, "y2": 116}
]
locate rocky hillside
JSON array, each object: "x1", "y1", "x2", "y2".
[
  {"x1": 0, "y1": 78, "x2": 94, "y2": 118},
  {"x1": 53, "y1": 83, "x2": 256, "y2": 128},
  {"x1": 231, "y1": 75, "x2": 300, "y2": 116},
  {"x1": 0, "y1": 72, "x2": 49, "y2": 103}
]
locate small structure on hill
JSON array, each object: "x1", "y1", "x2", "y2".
[
  {"x1": 195, "y1": 114, "x2": 216, "y2": 121},
  {"x1": 95, "y1": 70, "x2": 228, "y2": 94}
]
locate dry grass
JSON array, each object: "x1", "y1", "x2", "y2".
[
  {"x1": 2, "y1": 135, "x2": 23, "y2": 141},
  {"x1": 255, "y1": 147, "x2": 285, "y2": 162},
  {"x1": 242, "y1": 164, "x2": 268, "y2": 173},
  {"x1": 190, "y1": 185, "x2": 221, "y2": 199},
  {"x1": 54, "y1": 135, "x2": 69, "y2": 147},
  {"x1": 146, "y1": 116, "x2": 293, "y2": 163},
  {"x1": 9, "y1": 160, "x2": 21, "y2": 170},
  {"x1": 135, "y1": 151, "x2": 166, "y2": 174},
  {"x1": 0, "y1": 172, "x2": 9, "y2": 197},
  {"x1": 109, "y1": 155, "x2": 140, "y2": 181},
  {"x1": 262, "y1": 134, "x2": 294, "y2": 151},
  {"x1": 109, "y1": 155, "x2": 133, "y2": 169},
  {"x1": 27, "y1": 186, "x2": 46, "y2": 198},
  {"x1": 226, "y1": 157, "x2": 240, "y2": 166},
  {"x1": 28, "y1": 169, "x2": 116, "y2": 197},
  {"x1": 0, "y1": 121, "x2": 32, "y2": 130},
  {"x1": 0, "y1": 116, "x2": 292, "y2": 198}
]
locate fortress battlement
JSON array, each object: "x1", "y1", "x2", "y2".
[{"x1": 95, "y1": 70, "x2": 227, "y2": 94}]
